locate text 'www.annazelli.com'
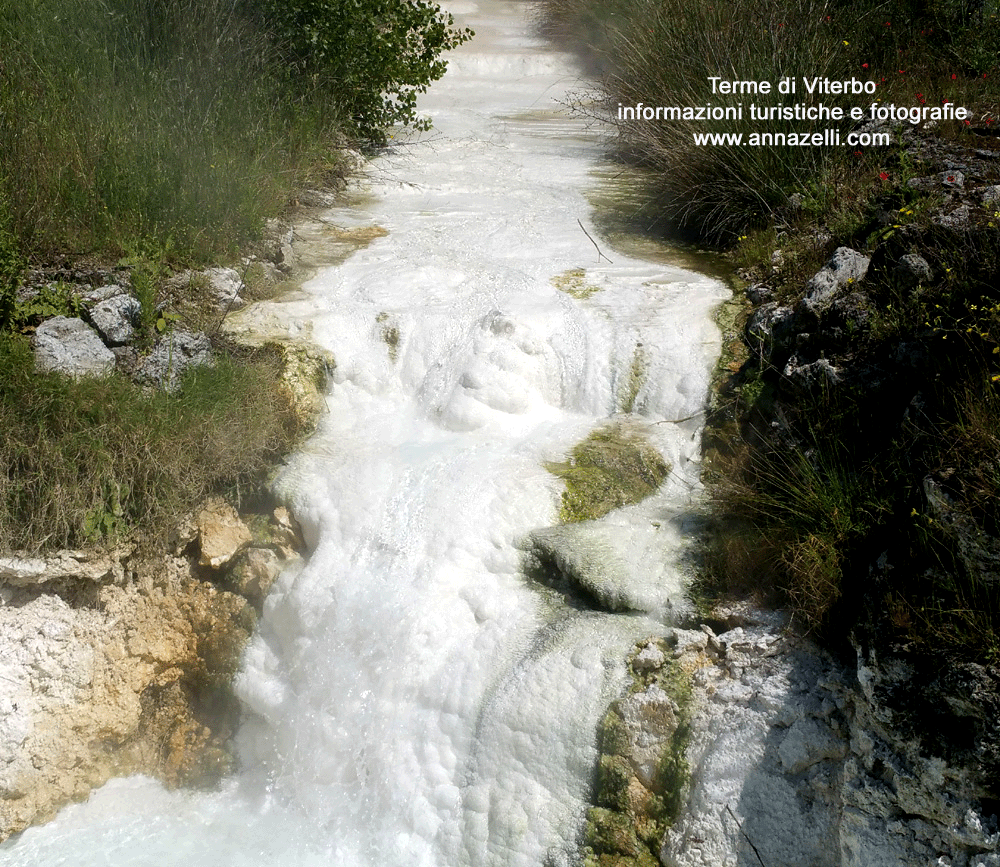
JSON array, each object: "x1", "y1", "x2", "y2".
[{"x1": 689, "y1": 130, "x2": 892, "y2": 146}]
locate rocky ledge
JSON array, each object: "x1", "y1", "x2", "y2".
[
  {"x1": 0, "y1": 500, "x2": 305, "y2": 841},
  {"x1": 695, "y1": 123, "x2": 1000, "y2": 865}
]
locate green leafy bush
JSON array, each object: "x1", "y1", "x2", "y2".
[{"x1": 253, "y1": 0, "x2": 473, "y2": 143}]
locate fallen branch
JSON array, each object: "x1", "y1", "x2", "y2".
[{"x1": 577, "y1": 219, "x2": 614, "y2": 264}]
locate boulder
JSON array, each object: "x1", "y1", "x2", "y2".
[
  {"x1": 135, "y1": 329, "x2": 213, "y2": 391},
  {"x1": 895, "y1": 253, "x2": 933, "y2": 288},
  {"x1": 798, "y1": 247, "x2": 870, "y2": 319},
  {"x1": 33, "y1": 316, "x2": 115, "y2": 378},
  {"x1": 204, "y1": 267, "x2": 245, "y2": 310},
  {"x1": 226, "y1": 547, "x2": 287, "y2": 607},
  {"x1": 86, "y1": 294, "x2": 141, "y2": 346},
  {"x1": 196, "y1": 499, "x2": 252, "y2": 570},
  {"x1": 745, "y1": 302, "x2": 796, "y2": 359}
]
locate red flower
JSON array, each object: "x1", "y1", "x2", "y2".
[
  {"x1": 879, "y1": 171, "x2": 889, "y2": 180},
  {"x1": 863, "y1": 63, "x2": 869, "y2": 69},
  {"x1": 952, "y1": 73, "x2": 957, "y2": 80}
]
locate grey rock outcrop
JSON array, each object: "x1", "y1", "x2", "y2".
[
  {"x1": 798, "y1": 247, "x2": 871, "y2": 319},
  {"x1": 895, "y1": 253, "x2": 934, "y2": 288},
  {"x1": 745, "y1": 302, "x2": 796, "y2": 359},
  {"x1": 0, "y1": 550, "x2": 124, "y2": 589},
  {"x1": 135, "y1": 329, "x2": 213, "y2": 391},
  {"x1": 205, "y1": 267, "x2": 245, "y2": 310},
  {"x1": 33, "y1": 316, "x2": 115, "y2": 378},
  {"x1": 86, "y1": 293, "x2": 141, "y2": 346}
]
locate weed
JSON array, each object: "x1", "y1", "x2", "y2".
[{"x1": 0, "y1": 334, "x2": 307, "y2": 552}]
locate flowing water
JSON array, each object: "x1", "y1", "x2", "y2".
[{"x1": 0, "y1": 2, "x2": 728, "y2": 865}]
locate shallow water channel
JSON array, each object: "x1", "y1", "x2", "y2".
[{"x1": 0, "y1": 2, "x2": 729, "y2": 865}]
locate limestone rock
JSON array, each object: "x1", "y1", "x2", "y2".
[
  {"x1": 745, "y1": 283, "x2": 773, "y2": 304},
  {"x1": 798, "y1": 247, "x2": 870, "y2": 319},
  {"x1": 204, "y1": 267, "x2": 245, "y2": 310},
  {"x1": 781, "y1": 356, "x2": 842, "y2": 396},
  {"x1": 227, "y1": 546, "x2": 290, "y2": 607},
  {"x1": 33, "y1": 316, "x2": 115, "y2": 378},
  {"x1": 745, "y1": 302, "x2": 796, "y2": 359},
  {"x1": 933, "y1": 205, "x2": 971, "y2": 230},
  {"x1": 619, "y1": 685, "x2": 680, "y2": 788},
  {"x1": 135, "y1": 329, "x2": 213, "y2": 391},
  {"x1": 895, "y1": 253, "x2": 934, "y2": 288},
  {"x1": 777, "y1": 718, "x2": 847, "y2": 774},
  {"x1": 264, "y1": 341, "x2": 334, "y2": 429},
  {"x1": 272, "y1": 506, "x2": 305, "y2": 551},
  {"x1": 81, "y1": 283, "x2": 130, "y2": 305},
  {"x1": 0, "y1": 550, "x2": 123, "y2": 588},
  {"x1": 524, "y1": 521, "x2": 685, "y2": 615},
  {"x1": 0, "y1": 564, "x2": 251, "y2": 841},
  {"x1": 196, "y1": 499, "x2": 252, "y2": 570},
  {"x1": 86, "y1": 294, "x2": 141, "y2": 346}
]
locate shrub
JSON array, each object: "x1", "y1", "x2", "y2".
[{"x1": 252, "y1": 0, "x2": 474, "y2": 143}]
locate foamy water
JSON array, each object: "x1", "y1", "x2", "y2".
[{"x1": 0, "y1": 3, "x2": 727, "y2": 865}]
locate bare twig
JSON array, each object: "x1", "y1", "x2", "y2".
[{"x1": 577, "y1": 219, "x2": 614, "y2": 264}]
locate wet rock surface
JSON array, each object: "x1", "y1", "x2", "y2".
[{"x1": 647, "y1": 607, "x2": 1000, "y2": 867}]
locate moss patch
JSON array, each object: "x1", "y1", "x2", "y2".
[
  {"x1": 619, "y1": 343, "x2": 648, "y2": 414},
  {"x1": 375, "y1": 311, "x2": 400, "y2": 362},
  {"x1": 552, "y1": 267, "x2": 602, "y2": 300},
  {"x1": 583, "y1": 638, "x2": 695, "y2": 867},
  {"x1": 546, "y1": 422, "x2": 670, "y2": 523}
]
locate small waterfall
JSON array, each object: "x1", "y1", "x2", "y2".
[{"x1": 0, "y1": 2, "x2": 727, "y2": 865}]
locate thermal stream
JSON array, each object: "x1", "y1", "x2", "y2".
[{"x1": 0, "y1": 2, "x2": 728, "y2": 865}]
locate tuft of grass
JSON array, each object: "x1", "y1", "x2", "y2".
[
  {"x1": 538, "y1": 0, "x2": 1000, "y2": 242},
  {"x1": 0, "y1": 334, "x2": 306, "y2": 552}
]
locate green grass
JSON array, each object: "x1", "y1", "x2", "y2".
[
  {"x1": 0, "y1": 334, "x2": 305, "y2": 552},
  {"x1": 0, "y1": 0, "x2": 469, "y2": 265},
  {"x1": 0, "y1": 0, "x2": 344, "y2": 263},
  {"x1": 537, "y1": 0, "x2": 1000, "y2": 241}
]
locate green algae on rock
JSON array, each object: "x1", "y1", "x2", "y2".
[
  {"x1": 583, "y1": 636, "x2": 696, "y2": 867},
  {"x1": 546, "y1": 421, "x2": 670, "y2": 524}
]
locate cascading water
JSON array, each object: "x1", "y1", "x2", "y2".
[{"x1": 0, "y1": 2, "x2": 728, "y2": 865}]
